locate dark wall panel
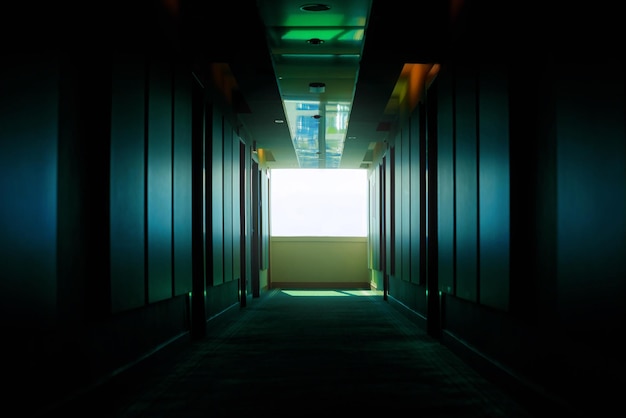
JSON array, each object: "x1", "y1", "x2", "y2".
[
  {"x1": 232, "y1": 134, "x2": 242, "y2": 284},
  {"x1": 211, "y1": 109, "x2": 224, "y2": 285},
  {"x1": 191, "y1": 80, "x2": 207, "y2": 330},
  {"x1": 409, "y1": 112, "x2": 421, "y2": 284},
  {"x1": 173, "y1": 65, "x2": 193, "y2": 296},
  {"x1": 508, "y1": 65, "x2": 543, "y2": 319},
  {"x1": 223, "y1": 122, "x2": 234, "y2": 283},
  {"x1": 454, "y1": 70, "x2": 478, "y2": 302},
  {"x1": 0, "y1": 55, "x2": 58, "y2": 325},
  {"x1": 389, "y1": 275, "x2": 427, "y2": 316},
  {"x1": 58, "y1": 56, "x2": 112, "y2": 322},
  {"x1": 110, "y1": 54, "x2": 146, "y2": 312},
  {"x1": 555, "y1": 68, "x2": 626, "y2": 339},
  {"x1": 401, "y1": 125, "x2": 411, "y2": 282},
  {"x1": 206, "y1": 279, "x2": 239, "y2": 318},
  {"x1": 436, "y1": 73, "x2": 455, "y2": 294},
  {"x1": 241, "y1": 140, "x2": 251, "y2": 297},
  {"x1": 147, "y1": 57, "x2": 173, "y2": 303},
  {"x1": 392, "y1": 134, "x2": 402, "y2": 280},
  {"x1": 383, "y1": 154, "x2": 392, "y2": 275},
  {"x1": 388, "y1": 147, "x2": 396, "y2": 276},
  {"x1": 478, "y1": 69, "x2": 510, "y2": 311}
]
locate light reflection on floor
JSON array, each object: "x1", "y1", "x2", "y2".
[{"x1": 281, "y1": 289, "x2": 383, "y2": 297}]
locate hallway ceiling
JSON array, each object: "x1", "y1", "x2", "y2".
[{"x1": 185, "y1": 0, "x2": 463, "y2": 170}]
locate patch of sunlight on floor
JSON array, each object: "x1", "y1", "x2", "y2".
[
  {"x1": 281, "y1": 289, "x2": 383, "y2": 297},
  {"x1": 343, "y1": 289, "x2": 383, "y2": 297}
]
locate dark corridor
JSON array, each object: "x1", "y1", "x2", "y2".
[{"x1": 43, "y1": 289, "x2": 575, "y2": 417}]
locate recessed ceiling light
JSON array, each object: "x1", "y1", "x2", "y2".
[
  {"x1": 274, "y1": 119, "x2": 285, "y2": 124},
  {"x1": 309, "y1": 82, "x2": 326, "y2": 93},
  {"x1": 300, "y1": 4, "x2": 331, "y2": 12}
]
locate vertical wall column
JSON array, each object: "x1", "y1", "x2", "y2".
[
  {"x1": 190, "y1": 76, "x2": 207, "y2": 339},
  {"x1": 425, "y1": 99, "x2": 441, "y2": 338}
]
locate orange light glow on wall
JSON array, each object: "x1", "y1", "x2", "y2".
[
  {"x1": 162, "y1": 0, "x2": 180, "y2": 16},
  {"x1": 384, "y1": 63, "x2": 441, "y2": 118},
  {"x1": 211, "y1": 63, "x2": 239, "y2": 105}
]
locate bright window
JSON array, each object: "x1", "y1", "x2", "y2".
[{"x1": 270, "y1": 168, "x2": 368, "y2": 237}]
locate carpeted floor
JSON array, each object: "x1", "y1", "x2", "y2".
[{"x1": 48, "y1": 289, "x2": 542, "y2": 417}]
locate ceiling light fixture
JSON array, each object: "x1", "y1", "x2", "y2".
[
  {"x1": 307, "y1": 38, "x2": 325, "y2": 45},
  {"x1": 299, "y1": 3, "x2": 331, "y2": 12},
  {"x1": 309, "y1": 82, "x2": 326, "y2": 93}
]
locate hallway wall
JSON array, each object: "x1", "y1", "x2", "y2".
[
  {"x1": 0, "y1": 12, "x2": 252, "y2": 414},
  {"x1": 374, "y1": 43, "x2": 626, "y2": 418}
]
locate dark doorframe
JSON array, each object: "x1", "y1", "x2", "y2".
[
  {"x1": 424, "y1": 95, "x2": 441, "y2": 339},
  {"x1": 379, "y1": 161, "x2": 388, "y2": 300},
  {"x1": 381, "y1": 155, "x2": 393, "y2": 300},
  {"x1": 250, "y1": 160, "x2": 261, "y2": 298},
  {"x1": 239, "y1": 140, "x2": 247, "y2": 307}
]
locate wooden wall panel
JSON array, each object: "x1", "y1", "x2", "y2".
[
  {"x1": 401, "y1": 125, "x2": 411, "y2": 281},
  {"x1": 556, "y1": 66, "x2": 626, "y2": 333},
  {"x1": 436, "y1": 72, "x2": 455, "y2": 294},
  {"x1": 455, "y1": 70, "x2": 478, "y2": 302},
  {"x1": 147, "y1": 57, "x2": 173, "y2": 303},
  {"x1": 388, "y1": 148, "x2": 395, "y2": 276},
  {"x1": 478, "y1": 69, "x2": 510, "y2": 310},
  {"x1": 384, "y1": 153, "x2": 393, "y2": 276},
  {"x1": 394, "y1": 133, "x2": 403, "y2": 280},
  {"x1": 231, "y1": 133, "x2": 241, "y2": 284},
  {"x1": 222, "y1": 121, "x2": 234, "y2": 283},
  {"x1": 173, "y1": 65, "x2": 193, "y2": 296},
  {"x1": 110, "y1": 54, "x2": 146, "y2": 312},
  {"x1": 211, "y1": 109, "x2": 224, "y2": 285},
  {"x1": 409, "y1": 112, "x2": 421, "y2": 284},
  {"x1": 0, "y1": 55, "x2": 59, "y2": 322}
]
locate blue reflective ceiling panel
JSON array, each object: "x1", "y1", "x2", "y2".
[{"x1": 284, "y1": 100, "x2": 351, "y2": 168}]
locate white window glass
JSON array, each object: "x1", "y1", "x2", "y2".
[{"x1": 270, "y1": 168, "x2": 368, "y2": 237}]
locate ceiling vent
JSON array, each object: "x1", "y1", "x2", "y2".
[{"x1": 299, "y1": 4, "x2": 331, "y2": 12}]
